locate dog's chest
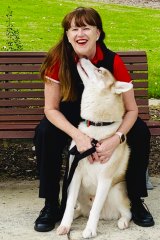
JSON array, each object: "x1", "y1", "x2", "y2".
[{"x1": 77, "y1": 159, "x2": 105, "y2": 194}]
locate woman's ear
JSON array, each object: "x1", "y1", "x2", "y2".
[
  {"x1": 66, "y1": 31, "x2": 70, "y2": 42},
  {"x1": 96, "y1": 29, "x2": 101, "y2": 41}
]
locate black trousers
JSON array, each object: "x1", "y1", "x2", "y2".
[{"x1": 34, "y1": 102, "x2": 151, "y2": 204}]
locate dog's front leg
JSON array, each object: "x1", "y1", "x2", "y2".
[
  {"x1": 83, "y1": 178, "x2": 112, "y2": 239},
  {"x1": 57, "y1": 170, "x2": 81, "y2": 235}
]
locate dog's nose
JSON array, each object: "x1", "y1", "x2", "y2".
[{"x1": 80, "y1": 56, "x2": 88, "y2": 60}]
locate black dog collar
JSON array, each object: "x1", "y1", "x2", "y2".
[{"x1": 84, "y1": 120, "x2": 115, "y2": 127}]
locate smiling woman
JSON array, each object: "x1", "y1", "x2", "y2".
[{"x1": 33, "y1": 6, "x2": 154, "y2": 234}]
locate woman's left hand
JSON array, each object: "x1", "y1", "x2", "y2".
[{"x1": 96, "y1": 135, "x2": 120, "y2": 164}]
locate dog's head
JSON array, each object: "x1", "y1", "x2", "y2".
[
  {"x1": 77, "y1": 58, "x2": 133, "y2": 122},
  {"x1": 77, "y1": 58, "x2": 133, "y2": 94}
]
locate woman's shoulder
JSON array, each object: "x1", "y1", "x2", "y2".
[{"x1": 45, "y1": 61, "x2": 60, "y2": 83}]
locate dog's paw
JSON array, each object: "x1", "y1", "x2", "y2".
[
  {"x1": 82, "y1": 227, "x2": 97, "y2": 239},
  {"x1": 117, "y1": 217, "x2": 129, "y2": 230},
  {"x1": 56, "y1": 225, "x2": 70, "y2": 235}
]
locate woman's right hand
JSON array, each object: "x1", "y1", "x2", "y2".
[{"x1": 73, "y1": 130, "x2": 99, "y2": 164}]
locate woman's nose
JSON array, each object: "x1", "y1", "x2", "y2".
[{"x1": 77, "y1": 28, "x2": 84, "y2": 36}]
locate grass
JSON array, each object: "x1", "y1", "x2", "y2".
[{"x1": 0, "y1": 0, "x2": 160, "y2": 98}]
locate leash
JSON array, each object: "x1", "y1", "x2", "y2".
[
  {"x1": 67, "y1": 138, "x2": 98, "y2": 187},
  {"x1": 60, "y1": 138, "x2": 98, "y2": 215}
]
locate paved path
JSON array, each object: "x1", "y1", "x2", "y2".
[{"x1": 0, "y1": 177, "x2": 160, "y2": 240}]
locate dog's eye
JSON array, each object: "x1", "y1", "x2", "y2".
[{"x1": 97, "y1": 69, "x2": 102, "y2": 73}]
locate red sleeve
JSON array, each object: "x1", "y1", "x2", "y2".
[
  {"x1": 45, "y1": 61, "x2": 60, "y2": 83},
  {"x1": 113, "y1": 54, "x2": 131, "y2": 83}
]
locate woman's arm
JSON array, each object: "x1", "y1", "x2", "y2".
[
  {"x1": 116, "y1": 87, "x2": 138, "y2": 135},
  {"x1": 44, "y1": 81, "x2": 93, "y2": 153},
  {"x1": 96, "y1": 88, "x2": 138, "y2": 163}
]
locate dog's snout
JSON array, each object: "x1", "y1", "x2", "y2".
[{"x1": 79, "y1": 57, "x2": 89, "y2": 65}]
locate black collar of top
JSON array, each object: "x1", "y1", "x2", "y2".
[{"x1": 83, "y1": 119, "x2": 115, "y2": 127}]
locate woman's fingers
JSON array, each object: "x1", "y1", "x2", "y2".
[
  {"x1": 87, "y1": 155, "x2": 94, "y2": 164},
  {"x1": 100, "y1": 156, "x2": 110, "y2": 164}
]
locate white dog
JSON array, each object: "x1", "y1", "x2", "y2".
[{"x1": 57, "y1": 58, "x2": 133, "y2": 238}]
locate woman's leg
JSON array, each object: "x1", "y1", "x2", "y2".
[
  {"x1": 126, "y1": 117, "x2": 150, "y2": 199},
  {"x1": 34, "y1": 117, "x2": 69, "y2": 232},
  {"x1": 126, "y1": 117, "x2": 154, "y2": 227},
  {"x1": 34, "y1": 117, "x2": 69, "y2": 202},
  {"x1": 34, "y1": 101, "x2": 81, "y2": 232}
]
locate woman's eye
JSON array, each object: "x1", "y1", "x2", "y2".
[
  {"x1": 72, "y1": 28, "x2": 78, "y2": 31},
  {"x1": 84, "y1": 27, "x2": 89, "y2": 30}
]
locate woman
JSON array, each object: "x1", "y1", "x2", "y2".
[{"x1": 34, "y1": 7, "x2": 154, "y2": 232}]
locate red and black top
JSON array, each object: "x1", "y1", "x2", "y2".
[{"x1": 45, "y1": 44, "x2": 131, "y2": 84}]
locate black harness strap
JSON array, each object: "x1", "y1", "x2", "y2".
[
  {"x1": 60, "y1": 139, "x2": 98, "y2": 215},
  {"x1": 67, "y1": 138, "x2": 98, "y2": 187}
]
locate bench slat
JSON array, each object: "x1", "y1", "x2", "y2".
[
  {"x1": 0, "y1": 91, "x2": 44, "y2": 98},
  {"x1": 0, "y1": 57, "x2": 45, "y2": 64},
  {"x1": 0, "y1": 115, "x2": 43, "y2": 121},
  {"x1": 0, "y1": 99, "x2": 44, "y2": 107},
  {"x1": 0, "y1": 131, "x2": 35, "y2": 139},
  {"x1": 0, "y1": 90, "x2": 148, "y2": 98},
  {"x1": 133, "y1": 82, "x2": 148, "y2": 88},
  {"x1": 138, "y1": 113, "x2": 150, "y2": 120},
  {"x1": 138, "y1": 106, "x2": 149, "y2": 113},
  {"x1": 0, "y1": 52, "x2": 46, "y2": 57},
  {"x1": 120, "y1": 56, "x2": 147, "y2": 63},
  {"x1": 0, "y1": 98, "x2": 149, "y2": 107},
  {"x1": 117, "y1": 51, "x2": 146, "y2": 56},
  {"x1": 126, "y1": 64, "x2": 148, "y2": 71},
  {"x1": 0, "y1": 124, "x2": 39, "y2": 130},
  {"x1": 0, "y1": 106, "x2": 149, "y2": 115},
  {"x1": 149, "y1": 128, "x2": 160, "y2": 135},
  {"x1": 0, "y1": 82, "x2": 148, "y2": 90},
  {"x1": 0, "y1": 121, "x2": 40, "y2": 125},
  {"x1": 0, "y1": 74, "x2": 41, "y2": 81},
  {"x1": 0, "y1": 108, "x2": 44, "y2": 114},
  {"x1": 0, "y1": 82, "x2": 43, "y2": 89},
  {"x1": 136, "y1": 99, "x2": 148, "y2": 105},
  {"x1": 0, "y1": 65, "x2": 41, "y2": 72},
  {"x1": 130, "y1": 73, "x2": 148, "y2": 80}
]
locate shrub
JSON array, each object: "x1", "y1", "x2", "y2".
[{"x1": 2, "y1": 6, "x2": 23, "y2": 51}]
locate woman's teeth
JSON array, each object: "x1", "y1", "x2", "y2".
[{"x1": 77, "y1": 39, "x2": 87, "y2": 44}]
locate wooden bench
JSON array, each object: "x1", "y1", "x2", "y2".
[{"x1": 0, "y1": 51, "x2": 160, "y2": 139}]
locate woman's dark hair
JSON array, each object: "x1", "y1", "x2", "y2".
[{"x1": 41, "y1": 7, "x2": 106, "y2": 101}]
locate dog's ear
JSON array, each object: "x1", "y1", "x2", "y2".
[{"x1": 114, "y1": 81, "x2": 133, "y2": 94}]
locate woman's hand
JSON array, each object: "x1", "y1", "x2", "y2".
[
  {"x1": 73, "y1": 131, "x2": 99, "y2": 164},
  {"x1": 73, "y1": 131, "x2": 92, "y2": 153},
  {"x1": 96, "y1": 135, "x2": 120, "y2": 164}
]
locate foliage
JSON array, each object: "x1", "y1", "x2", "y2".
[{"x1": 2, "y1": 6, "x2": 23, "y2": 51}]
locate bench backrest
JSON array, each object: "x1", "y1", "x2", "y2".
[{"x1": 0, "y1": 51, "x2": 149, "y2": 129}]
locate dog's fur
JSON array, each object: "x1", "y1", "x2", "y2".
[{"x1": 57, "y1": 58, "x2": 133, "y2": 238}]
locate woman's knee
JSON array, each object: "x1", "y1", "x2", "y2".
[
  {"x1": 34, "y1": 117, "x2": 69, "y2": 150},
  {"x1": 127, "y1": 117, "x2": 151, "y2": 143}
]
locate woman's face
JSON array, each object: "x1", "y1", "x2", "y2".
[{"x1": 66, "y1": 18, "x2": 100, "y2": 60}]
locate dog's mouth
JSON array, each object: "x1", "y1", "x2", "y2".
[{"x1": 79, "y1": 60, "x2": 89, "y2": 77}]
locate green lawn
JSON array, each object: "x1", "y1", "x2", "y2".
[{"x1": 0, "y1": 0, "x2": 160, "y2": 98}]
